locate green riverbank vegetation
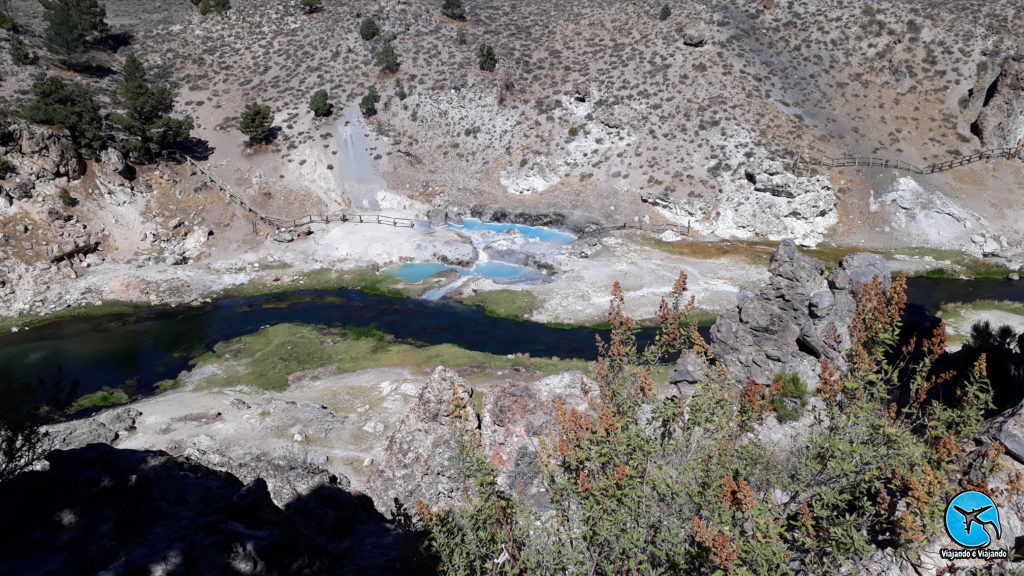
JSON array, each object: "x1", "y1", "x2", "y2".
[{"x1": 190, "y1": 323, "x2": 590, "y2": 391}]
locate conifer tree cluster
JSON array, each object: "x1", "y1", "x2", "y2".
[
  {"x1": 21, "y1": 54, "x2": 193, "y2": 162},
  {"x1": 109, "y1": 55, "x2": 194, "y2": 162}
]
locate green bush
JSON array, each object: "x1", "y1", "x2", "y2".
[
  {"x1": 567, "y1": 125, "x2": 579, "y2": 137},
  {"x1": 299, "y1": 0, "x2": 322, "y2": 14},
  {"x1": 73, "y1": 387, "x2": 129, "y2": 410},
  {"x1": 0, "y1": 11, "x2": 14, "y2": 30},
  {"x1": 441, "y1": 0, "x2": 466, "y2": 20},
  {"x1": 192, "y1": 0, "x2": 230, "y2": 16},
  {"x1": 309, "y1": 89, "x2": 332, "y2": 117},
  {"x1": 769, "y1": 371, "x2": 807, "y2": 422},
  {"x1": 0, "y1": 158, "x2": 14, "y2": 178},
  {"x1": 40, "y1": 0, "x2": 106, "y2": 58},
  {"x1": 9, "y1": 37, "x2": 37, "y2": 65},
  {"x1": 21, "y1": 73, "x2": 106, "y2": 158},
  {"x1": 375, "y1": 42, "x2": 400, "y2": 73},
  {"x1": 109, "y1": 54, "x2": 193, "y2": 163},
  {"x1": 359, "y1": 17, "x2": 379, "y2": 41},
  {"x1": 238, "y1": 103, "x2": 274, "y2": 146},
  {"x1": 58, "y1": 187, "x2": 76, "y2": 207},
  {"x1": 359, "y1": 85, "x2": 380, "y2": 117},
  {"x1": 658, "y1": 4, "x2": 671, "y2": 20},
  {"x1": 476, "y1": 43, "x2": 497, "y2": 72}
]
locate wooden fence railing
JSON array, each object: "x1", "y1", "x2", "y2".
[
  {"x1": 791, "y1": 139, "x2": 1024, "y2": 175},
  {"x1": 165, "y1": 151, "x2": 415, "y2": 230},
  {"x1": 576, "y1": 221, "x2": 690, "y2": 239}
]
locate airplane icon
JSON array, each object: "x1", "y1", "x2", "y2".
[{"x1": 953, "y1": 505, "x2": 1002, "y2": 540}]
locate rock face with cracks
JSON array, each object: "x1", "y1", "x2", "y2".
[
  {"x1": 974, "y1": 55, "x2": 1024, "y2": 149},
  {"x1": 674, "y1": 240, "x2": 891, "y2": 388}
]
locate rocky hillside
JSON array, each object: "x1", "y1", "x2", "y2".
[{"x1": 4, "y1": 0, "x2": 1022, "y2": 252}]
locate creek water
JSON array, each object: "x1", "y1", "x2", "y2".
[{"x1": 0, "y1": 277, "x2": 1019, "y2": 403}]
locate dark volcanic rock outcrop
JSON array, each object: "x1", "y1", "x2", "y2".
[
  {"x1": 0, "y1": 444, "x2": 400, "y2": 576},
  {"x1": 679, "y1": 240, "x2": 890, "y2": 387},
  {"x1": 974, "y1": 55, "x2": 1024, "y2": 149}
]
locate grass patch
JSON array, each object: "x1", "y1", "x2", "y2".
[
  {"x1": 217, "y1": 267, "x2": 424, "y2": 300},
  {"x1": 0, "y1": 300, "x2": 140, "y2": 333},
  {"x1": 461, "y1": 289, "x2": 538, "y2": 320},
  {"x1": 544, "y1": 320, "x2": 613, "y2": 330},
  {"x1": 640, "y1": 237, "x2": 774, "y2": 266},
  {"x1": 771, "y1": 372, "x2": 808, "y2": 423},
  {"x1": 192, "y1": 323, "x2": 591, "y2": 391},
  {"x1": 154, "y1": 378, "x2": 181, "y2": 393},
  {"x1": 72, "y1": 387, "x2": 131, "y2": 411}
]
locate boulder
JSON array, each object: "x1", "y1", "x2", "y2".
[
  {"x1": 681, "y1": 27, "x2": 708, "y2": 48},
  {"x1": 991, "y1": 400, "x2": 1024, "y2": 463},
  {"x1": 973, "y1": 55, "x2": 1024, "y2": 149},
  {"x1": 744, "y1": 158, "x2": 824, "y2": 198},
  {"x1": 427, "y1": 207, "x2": 465, "y2": 227},
  {"x1": 45, "y1": 407, "x2": 141, "y2": 449},
  {"x1": 8, "y1": 180, "x2": 34, "y2": 200},
  {"x1": 93, "y1": 148, "x2": 137, "y2": 205},
  {"x1": 97, "y1": 147, "x2": 133, "y2": 181},
  {"x1": 432, "y1": 239, "x2": 477, "y2": 267},
  {"x1": 699, "y1": 240, "x2": 891, "y2": 387},
  {"x1": 15, "y1": 123, "x2": 83, "y2": 179},
  {"x1": 183, "y1": 227, "x2": 212, "y2": 255}
]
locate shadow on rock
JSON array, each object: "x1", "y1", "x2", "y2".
[{"x1": 0, "y1": 444, "x2": 408, "y2": 576}]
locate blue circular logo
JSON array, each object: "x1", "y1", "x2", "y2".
[{"x1": 945, "y1": 491, "x2": 1002, "y2": 548}]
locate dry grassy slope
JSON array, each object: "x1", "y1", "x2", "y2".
[{"x1": 6, "y1": 0, "x2": 1023, "y2": 247}]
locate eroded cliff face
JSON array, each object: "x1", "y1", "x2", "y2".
[{"x1": 674, "y1": 240, "x2": 890, "y2": 388}]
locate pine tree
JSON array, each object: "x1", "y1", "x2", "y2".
[
  {"x1": 375, "y1": 41, "x2": 399, "y2": 73},
  {"x1": 238, "y1": 103, "x2": 274, "y2": 146},
  {"x1": 309, "y1": 89, "x2": 332, "y2": 117},
  {"x1": 39, "y1": 0, "x2": 107, "y2": 58},
  {"x1": 441, "y1": 0, "x2": 465, "y2": 21},
  {"x1": 476, "y1": 43, "x2": 496, "y2": 72},
  {"x1": 659, "y1": 4, "x2": 671, "y2": 20},
  {"x1": 359, "y1": 85, "x2": 380, "y2": 117},
  {"x1": 359, "y1": 17, "x2": 379, "y2": 41},
  {"x1": 109, "y1": 54, "x2": 194, "y2": 163},
  {"x1": 21, "y1": 72, "x2": 106, "y2": 157}
]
